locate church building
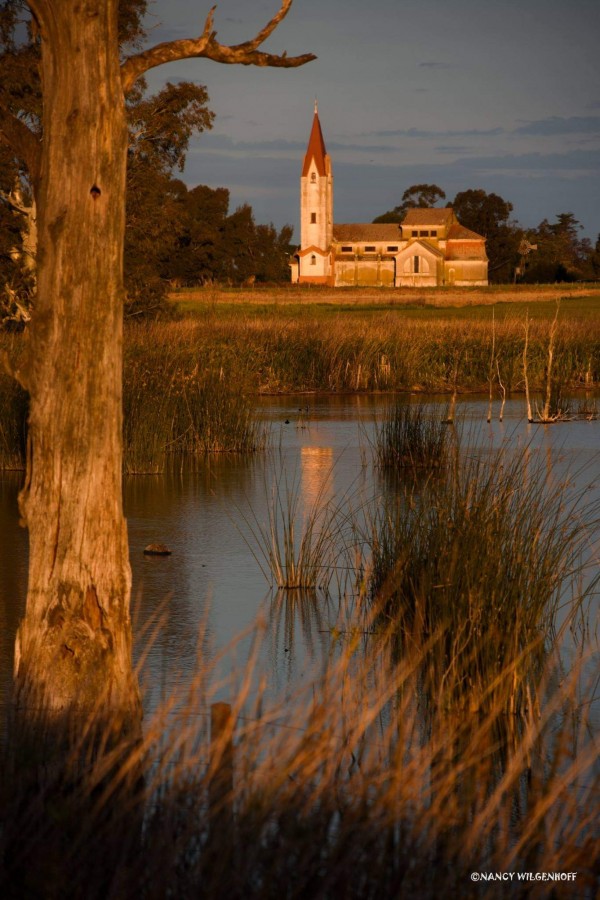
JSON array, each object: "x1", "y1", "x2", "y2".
[{"x1": 290, "y1": 107, "x2": 488, "y2": 288}]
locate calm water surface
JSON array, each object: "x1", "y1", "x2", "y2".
[{"x1": 1, "y1": 394, "x2": 599, "y2": 723}]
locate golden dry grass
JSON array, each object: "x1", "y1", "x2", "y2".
[{"x1": 172, "y1": 282, "x2": 600, "y2": 309}]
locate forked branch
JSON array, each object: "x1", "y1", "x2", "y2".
[{"x1": 121, "y1": 1, "x2": 316, "y2": 93}]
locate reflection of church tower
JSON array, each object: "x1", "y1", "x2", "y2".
[{"x1": 294, "y1": 103, "x2": 333, "y2": 284}]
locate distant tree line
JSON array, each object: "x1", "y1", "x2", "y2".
[{"x1": 374, "y1": 184, "x2": 600, "y2": 285}]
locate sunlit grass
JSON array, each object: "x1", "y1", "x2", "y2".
[
  {"x1": 1, "y1": 297, "x2": 599, "y2": 469},
  {"x1": 2, "y1": 607, "x2": 597, "y2": 898}
]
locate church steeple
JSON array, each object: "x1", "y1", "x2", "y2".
[
  {"x1": 302, "y1": 104, "x2": 329, "y2": 177},
  {"x1": 300, "y1": 105, "x2": 333, "y2": 267}
]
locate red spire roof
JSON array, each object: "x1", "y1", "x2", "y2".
[{"x1": 302, "y1": 108, "x2": 329, "y2": 177}]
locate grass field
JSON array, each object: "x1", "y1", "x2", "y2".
[{"x1": 172, "y1": 282, "x2": 600, "y2": 321}]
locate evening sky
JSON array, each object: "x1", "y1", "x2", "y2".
[{"x1": 147, "y1": 0, "x2": 600, "y2": 240}]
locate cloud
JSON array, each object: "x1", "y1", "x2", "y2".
[
  {"x1": 461, "y1": 148, "x2": 600, "y2": 172},
  {"x1": 180, "y1": 142, "x2": 600, "y2": 240},
  {"x1": 367, "y1": 127, "x2": 504, "y2": 139},
  {"x1": 514, "y1": 116, "x2": 600, "y2": 136},
  {"x1": 199, "y1": 134, "x2": 305, "y2": 153},
  {"x1": 198, "y1": 133, "x2": 398, "y2": 156},
  {"x1": 436, "y1": 146, "x2": 473, "y2": 154}
]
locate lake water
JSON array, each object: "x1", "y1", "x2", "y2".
[{"x1": 1, "y1": 394, "x2": 599, "y2": 725}]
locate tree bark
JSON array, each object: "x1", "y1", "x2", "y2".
[
  {"x1": 13, "y1": 1, "x2": 140, "y2": 738},
  {"x1": 0, "y1": 0, "x2": 312, "y2": 750}
]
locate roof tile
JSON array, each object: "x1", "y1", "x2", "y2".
[
  {"x1": 302, "y1": 111, "x2": 329, "y2": 177},
  {"x1": 333, "y1": 223, "x2": 402, "y2": 242}
]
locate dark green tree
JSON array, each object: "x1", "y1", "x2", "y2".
[
  {"x1": 450, "y1": 189, "x2": 521, "y2": 283},
  {"x1": 521, "y1": 213, "x2": 591, "y2": 283},
  {"x1": 373, "y1": 183, "x2": 446, "y2": 223},
  {"x1": 124, "y1": 79, "x2": 214, "y2": 313},
  {"x1": 160, "y1": 186, "x2": 294, "y2": 287}
]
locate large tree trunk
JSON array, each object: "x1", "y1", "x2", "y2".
[{"x1": 13, "y1": 1, "x2": 140, "y2": 740}]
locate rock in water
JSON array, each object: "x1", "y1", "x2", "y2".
[{"x1": 144, "y1": 543, "x2": 172, "y2": 556}]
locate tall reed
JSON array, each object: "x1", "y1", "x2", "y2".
[
  {"x1": 368, "y1": 442, "x2": 597, "y2": 715},
  {"x1": 241, "y1": 466, "x2": 338, "y2": 591},
  {"x1": 374, "y1": 399, "x2": 451, "y2": 470}
]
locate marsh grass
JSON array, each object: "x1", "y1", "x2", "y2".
[
  {"x1": 139, "y1": 310, "x2": 599, "y2": 396},
  {"x1": 241, "y1": 466, "x2": 339, "y2": 591},
  {"x1": 123, "y1": 366, "x2": 266, "y2": 474},
  {"x1": 1, "y1": 610, "x2": 597, "y2": 899},
  {"x1": 122, "y1": 336, "x2": 268, "y2": 473},
  {"x1": 1, "y1": 307, "x2": 599, "y2": 469},
  {"x1": 367, "y1": 442, "x2": 598, "y2": 716},
  {"x1": 375, "y1": 400, "x2": 452, "y2": 470}
]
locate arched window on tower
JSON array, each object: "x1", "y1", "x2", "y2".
[
  {"x1": 311, "y1": 172, "x2": 317, "y2": 183},
  {"x1": 310, "y1": 213, "x2": 317, "y2": 224},
  {"x1": 310, "y1": 254, "x2": 317, "y2": 266}
]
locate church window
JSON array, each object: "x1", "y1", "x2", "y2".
[
  {"x1": 365, "y1": 245, "x2": 376, "y2": 252},
  {"x1": 387, "y1": 245, "x2": 398, "y2": 252},
  {"x1": 421, "y1": 230, "x2": 429, "y2": 237},
  {"x1": 430, "y1": 230, "x2": 437, "y2": 237},
  {"x1": 411, "y1": 230, "x2": 418, "y2": 237},
  {"x1": 310, "y1": 254, "x2": 317, "y2": 266},
  {"x1": 404, "y1": 255, "x2": 430, "y2": 275},
  {"x1": 311, "y1": 212, "x2": 317, "y2": 224},
  {"x1": 341, "y1": 246, "x2": 352, "y2": 253},
  {"x1": 311, "y1": 172, "x2": 317, "y2": 183}
]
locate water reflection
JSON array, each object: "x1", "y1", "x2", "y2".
[{"x1": 0, "y1": 394, "x2": 598, "y2": 728}]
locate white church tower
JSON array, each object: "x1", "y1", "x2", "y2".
[{"x1": 293, "y1": 103, "x2": 333, "y2": 284}]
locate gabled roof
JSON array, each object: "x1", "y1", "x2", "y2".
[
  {"x1": 302, "y1": 110, "x2": 329, "y2": 177},
  {"x1": 398, "y1": 239, "x2": 445, "y2": 258},
  {"x1": 297, "y1": 245, "x2": 330, "y2": 258},
  {"x1": 333, "y1": 223, "x2": 403, "y2": 242},
  {"x1": 402, "y1": 208, "x2": 455, "y2": 226}
]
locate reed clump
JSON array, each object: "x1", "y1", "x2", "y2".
[
  {"x1": 368, "y1": 443, "x2": 597, "y2": 715},
  {"x1": 242, "y1": 467, "x2": 338, "y2": 591},
  {"x1": 375, "y1": 400, "x2": 451, "y2": 470},
  {"x1": 123, "y1": 325, "x2": 268, "y2": 473}
]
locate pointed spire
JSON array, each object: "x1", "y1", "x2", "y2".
[{"x1": 302, "y1": 104, "x2": 328, "y2": 177}]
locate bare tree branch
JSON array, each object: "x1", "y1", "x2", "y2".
[
  {"x1": 0, "y1": 109, "x2": 41, "y2": 184},
  {"x1": 121, "y1": 1, "x2": 315, "y2": 93}
]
